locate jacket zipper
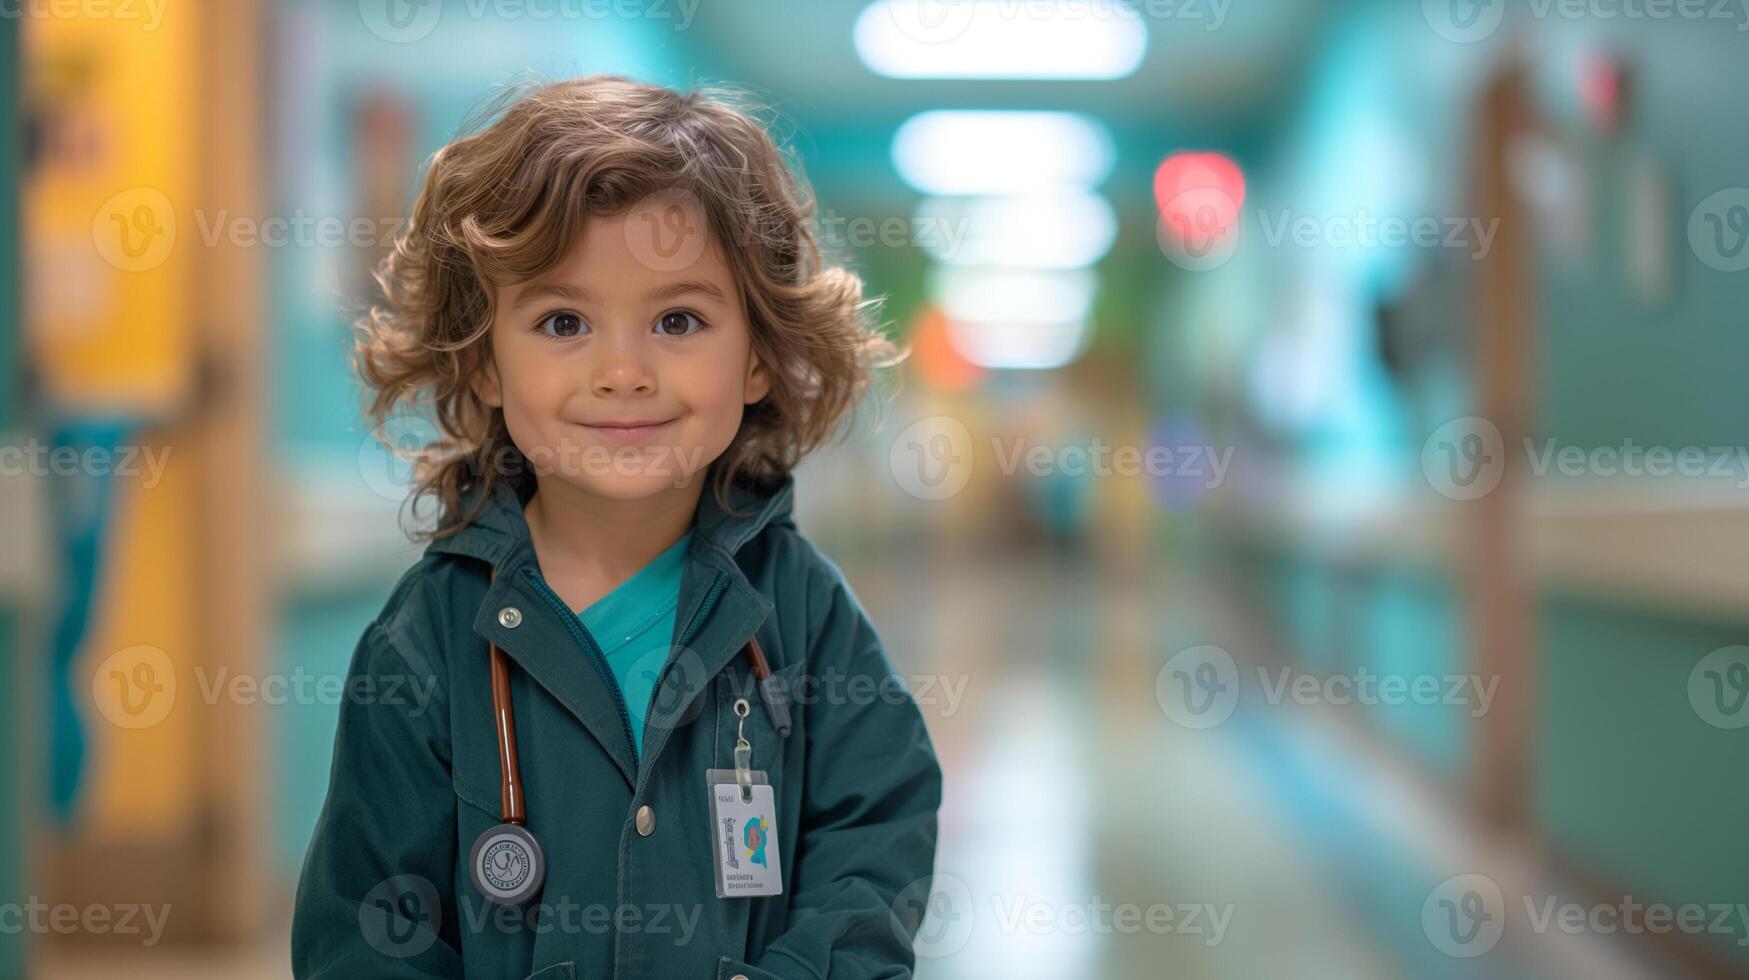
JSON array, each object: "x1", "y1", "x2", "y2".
[
  {"x1": 639, "y1": 573, "x2": 729, "y2": 736},
  {"x1": 676, "y1": 574, "x2": 729, "y2": 649},
  {"x1": 521, "y1": 565, "x2": 639, "y2": 761}
]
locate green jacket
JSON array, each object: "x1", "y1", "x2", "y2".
[{"x1": 291, "y1": 475, "x2": 943, "y2": 979}]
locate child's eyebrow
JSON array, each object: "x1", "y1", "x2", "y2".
[{"x1": 508, "y1": 279, "x2": 730, "y2": 311}]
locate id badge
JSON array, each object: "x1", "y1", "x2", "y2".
[{"x1": 705, "y1": 768, "x2": 783, "y2": 898}]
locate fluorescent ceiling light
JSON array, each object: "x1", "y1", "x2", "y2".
[
  {"x1": 855, "y1": 0, "x2": 1147, "y2": 80},
  {"x1": 946, "y1": 316, "x2": 1092, "y2": 370},
  {"x1": 894, "y1": 111, "x2": 1115, "y2": 195},
  {"x1": 930, "y1": 266, "x2": 1097, "y2": 324},
  {"x1": 915, "y1": 193, "x2": 1117, "y2": 268}
]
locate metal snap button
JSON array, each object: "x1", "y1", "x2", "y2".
[
  {"x1": 731, "y1": 975, "x2": 748, "y2": 980},
  {"x1": 498, "y1": 607, "x2": 522, "y2": 629},
  {"x1": 635, "y1": 804, "x2": 656, "y2": 837}
]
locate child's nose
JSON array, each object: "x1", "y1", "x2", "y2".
[{"x1": 591, "y1": 341, "x2": 655, "y2": 395}]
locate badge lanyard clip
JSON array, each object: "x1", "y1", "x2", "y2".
[{"x1": 732, "y1": 697, "x2": 755, "y2": 802}]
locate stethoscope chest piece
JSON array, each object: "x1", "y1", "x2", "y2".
[{"x1": 469, "y1": 821, "x2": 546, "y2": 906}]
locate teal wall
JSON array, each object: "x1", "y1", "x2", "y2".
[
  {"x1": 1526, "y1": 16, "x2": 1749, "y2": 973},
  {"x1": 1537, "y1": 598, "x2": 1749, "y2": 970},
  {"x1": 1227, "y1": 5, "x2": 1749, "y2": 971}
]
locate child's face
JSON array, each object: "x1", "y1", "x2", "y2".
[{"x1": 477, "y1": 201, "x2": 768, "y2": 502}]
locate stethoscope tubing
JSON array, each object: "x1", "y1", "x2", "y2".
[{"x1": 487, "y1": 634, "x2": 788, "y2": 825}]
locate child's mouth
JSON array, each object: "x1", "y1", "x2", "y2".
[{"x1": 581, "y1": 418, "x2": 677, "y2": 445}]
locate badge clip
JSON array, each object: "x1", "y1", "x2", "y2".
[{"x1": 733, "y1": 697, "x2": 754, "y2": 802}]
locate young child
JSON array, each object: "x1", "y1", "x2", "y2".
[{"x1": 292, "y1": 75, "x2": 943, "y2": 979}]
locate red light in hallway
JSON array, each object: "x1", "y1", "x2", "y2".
[{"x1": 1154, "y1": 151, "x2": 1245, "y2": 261}]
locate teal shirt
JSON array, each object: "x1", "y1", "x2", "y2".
[{"x1": 577, "y1": 529, "x2": 693, "y2": 760}]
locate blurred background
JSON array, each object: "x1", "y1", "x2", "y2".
[{"x1": 3, "y1": 0, "x2": 1748, "y2": 977}]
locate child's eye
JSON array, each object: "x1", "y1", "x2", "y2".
[
  {"x1": 654, "y1": 310, "x2": 706, "y2": 337},
  {"x1": 536, "y1": 311, "x2": 588, "y2": 339}
]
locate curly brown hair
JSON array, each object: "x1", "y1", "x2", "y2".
[{"x1": 355, "y1": 75, "x2": 896, "y2": 536}]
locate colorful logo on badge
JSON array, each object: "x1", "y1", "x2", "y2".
[{"x1": 742, "y1": 816, "x2": 769, "y2": 867}]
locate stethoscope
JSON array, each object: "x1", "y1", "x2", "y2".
[{"x1": 469, "y1": 624, "x2": 792, "y2": 906}]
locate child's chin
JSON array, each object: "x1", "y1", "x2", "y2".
[{"x1": 565, "y1": 470, "x2": 698, "y2": 502}]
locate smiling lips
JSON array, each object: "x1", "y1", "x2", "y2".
[{"x1": 581, "y1": 418, "x2": 677, "y2": 445}]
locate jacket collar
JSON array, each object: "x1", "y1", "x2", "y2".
[
  {"x1": 423, "y1": 470, "x2": 796, "y2": 570},
  {"x1": 425, "y1": 472, "x2": 793, "y2": 788}
]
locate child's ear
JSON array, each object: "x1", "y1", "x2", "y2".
[
  {"x1": 743, "y1": 348, "x2": 770, "y2": 405},
  {"x1": 470, "y1": 355, "x2": 504, "y2": 408}
]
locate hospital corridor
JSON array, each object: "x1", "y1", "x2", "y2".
[{"x1": 2, "y1": 1, "x2": 1747, "y2": 978}]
